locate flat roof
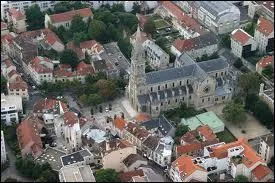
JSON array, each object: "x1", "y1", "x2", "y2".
[
  {"x1": 60, "y1": 165, "x2": 96, "y2": 182},
  {"x1": 82, "y1": 128, "x2": 107, "y2": 144},
  {"x1": 61, "y1": 149, "x2": 91, "y2": 166},
  {"x1": 180, "y1": 117, "x2": 202, "y2": 131},
  {"x1": 1, "y1": 94, "x2": 22, "y2": 110},
  {"x1": 195, "y1": 111, "x2": 224, "y2": 129},
  {"x1": 35, "y1": 147, "x2": 66, "y2": 171}
]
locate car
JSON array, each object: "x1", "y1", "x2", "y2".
[
  {"x1": 105, "y1": 107, "x2": 109, "y2": 112},
  {"x1": 32, "y1": 85, "x2": 36, "y2": 89}
]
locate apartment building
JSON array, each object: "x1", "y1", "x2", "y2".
[
  {"x1": 59, "y1": 165, "x2": 96, "y2": 182},
  {"x1": 245, "y1": 1, "x2": 274, "y2": 22},
  {"x1": 7, "y1": 77, "x2": 29, "y2": 100},
  {"x1": 1, "y1": 94, "x2": 23, "y2": 125},
  {"x1": 6, "y1": 8, "x2": 27, "y2": 33}
]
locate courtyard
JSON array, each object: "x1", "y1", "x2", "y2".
[{"x1": 206, "y1": 104, "x2": 272, "y2": 140}]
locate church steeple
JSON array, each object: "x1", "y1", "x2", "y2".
[{"x1": 131, "y1": 24, "x2": 144, "y2": 60}]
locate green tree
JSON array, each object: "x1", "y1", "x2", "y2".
[
  {"x1": 25, "y1": 4, "x2": 44, "y2": 31},
  {"x1": 60, "y1": 49, "x2": 79, "y2": 69},
  {"x1": 244, "y1": 22, "x2": 256, "y2": 37},
  {"x1": 53, "y1": 1, "x2": 71, "y2": 13},
  {"x1": 88, "y1": 93, "x2": 103, "y2": 105},
  {"x1": 262, "y1": 65, "x2": 273, "y2": 78},
  {"x1": 94, "y1": 11, "x2": 120, "y2": 26},
  {"x1": 244, "y1": 94, "x2": 259, "y2": 111},
  {"x1": 73, "y1": 32, "x2": 88, "y2": 46},
  {"x1": 238, "y1": 72, "x2": 261, "y2": 98},
  {"x1": 220, "y1": 34, "x2": 231, "y2": 48},
  {"x1": 70, "y1": 15, "x2": 87, "y2": 34},
  {"x1": 234, "y1": 175, "x2": 249, "y2": 182},
  {"x1": 95, "y1": 79, "x2": 116, "y2": 99},
  {"x1": 143, "y1": 18, "x2": 156, "y2": 35},
  {"x1": 223, "y1": 101, "x2": 247, "y2": 123},
  {"x1": 131, "y1": 2, "x2": 141, "y2": 14},
  {"x1": 118, "y1": 38, "x2": 132, "y2": 59},
  {"x1": 79, "y1": 94, "x2": 89, "y2": 105},
  {"x1": 155, "y1": 37, "x2": 168, "y2": 50},
  {"x1": 233, "y1": 58, "x2": 243, "y2": 69},
  {"x1": 1, "y1": 77, "x2": 7, "y2": 94},
  {"x1": 175, "y1": 124, "x2": 189, "y2": 137},
  {"x1": 94, "y1": 169, "x2": 120, "y2": 182},
  {"x1": 253, "y1": 100, "x2": 273, "y2": 128},
  {"x1": 71, "y1": 1, "x2": 89, "y2": 10},
  {"x1": 111, "y1": 4, "x2": 125, "y2": 13},
  {"x1": 115, "y1": 12, "x2": 138, "y2": 33},
  {"x1": 88, "y1": 20, "x2": 107, "y2": 43}
]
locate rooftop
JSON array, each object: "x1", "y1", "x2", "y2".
[
  {"x1": 256, "y1": 55, "x2": 274, "y2": 68},
  {"x1": 61, "y1": 149, "x2": 92, "y2": 166},
  {"x1": 119, "y1": 169, "x2": 145, "y2": 182},
  {"x1": 256, "y1": 17, "x2": 274, "y2": 36},
  {"x1": 49, "y1": 8, "x2": 93, "y2": 23},
  {"x1": 260, "y1": 133, "x2": 274, "y2": 146},
  {"x1": 60, "y1": 165, "x2": 96, "y2": 182},
  {"x1": 252, "y1": 164, "x2": 272, "y2": 181},
  {"x1": 255, "y1": 1, "x2": 274, "y2": 13},
  {"x1": 1, "y1": 94, "x2": 22, "y2": 109},
  {"x1": 122, "y1": 153, "x2": 147, "y2": 167},
  {"x1": 8, "y1": 8, "x2": 25, "y2": 21},
  {"x1": 231, "y1": 29, "x2": 252, "y2": 45},
  {"x1": 196, "y1": 111, "x2": 225, "y2": 130},
  {"x1": 82, "y1": 128, "x2": 107, "y2": 144},
  {"x1": 135, "y1": 113, "x2": 152, "y2": 123},
  {"x1": 113, "y1": 117, "x2": 127, "y2": 130}
]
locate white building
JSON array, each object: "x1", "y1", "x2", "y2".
[
  {"x1": 87, "y1": 1, "x2": 118, "y2": 10},
  {"x1": 61, "y1": 148, "x2": 95, "y2": 167},
  {"x1": 59, "y1": 165, "x2": 96, "y2": 182},
  {"x1": 259, "y1": 83, "x2": 274, "y2": 114},
  {"x1": 245, "y1": 1, "x2": 274, "y2": 23},
  {"x1": 231, "y1": 29, "x2": 257, "y2": 58},
  {"x1": 1, "y1": 1, "x2": 59, "y2": 20},
  {"x1": 254, "y1": 17, "x2": 274, "y2": 54},
  {"x1": 1, "y1": 130, "x2": 7, "y2": 164},
  {"x1": 1, "y1": 94, "x2": 23, "y2": 125},
  {"x1": 142, "y1": 40, "x2": 169, "y2": 70},
  {"x1": 27, "y1": 56, "x2": 54, "y2": 85},
  {"x1": 258, "y1": 134, "x2": 274, "y2": 164}
]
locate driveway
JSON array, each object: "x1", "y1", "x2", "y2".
[{"x1": 1, "y1": 145, "x2": 34, "y2": 182}]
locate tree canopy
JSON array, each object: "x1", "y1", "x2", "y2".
[
  {"x1": 175, "y1": 124, "x2": 189, "y2": 137},
  {"x1": 95, "y1": 79, "x2": 117, "y2": 99},
  {"x1": 222, "y1": 101, "x2": 247, "y2": 123},
  {"x1": 131, "y1": 2, "x2": 141, "y2": 14},
  {"x1": 143, "y1": 18, "x2": 156, "y2": 35},
  {"x1": 1, "y1": 77, "x2": 7, "y2": 94},
  {"x1": 60, "y1": 49, "x2": 79, "y2": 69},
  {"x1": 25, "y1": 4, "x2": 44, "y2": 31},
  {"x1": 70, "y1": 15, "x2": 87, "y2": 34},
  {"x1": 94, "y1": 169, "x2": 120, "y2": 182},
  {"x1": 234, "y1": 175, "x2": 249, "y2": 182},
  {"x1": 88, "y1": 20, "x2": 108, "y2": 43},
  {"x1": 118, "y1": 38, "x2": 132, "y2": 59},
  {"x1": 238, "y1": 72, "x2": 261, "y2": 98}
]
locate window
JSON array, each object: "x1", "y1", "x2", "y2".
[
  {"x1": 189, "y1": 95, "x2": 191, "y2": 100},
  {"x1": 221, "y1": 72, "x2": 223, "y2": 76},
  {"x1": 165, "y1": 84, "x2": 167, "y2": 88},
  {"x1": 215, "y1": 73, "x2": 218, "y2": 77},
  {"x1": 222, "y1": 96, "x2": 225, "y2": 100},
  {"x1": 215, "y1": 98, "x2": 218, "y2": 101},
  {"x1": 187, "y1": 79, "x2": 189, "y2": 84},
  {"x1": 168, "y1": 100, "x2": 170, "y2": 104},
  {"x1": 172, "y1": 83, "x2": 174, "y2": 87},
  {"x1": 65, "y1": 22, "x2": 69, "y2": 27},
  {"x1": 175, "y1": 99, "x2": 177, "y2": 103},
  {"x1": 151, "y1": 87, "x2": 153, "y2": 92},
  {"x1": 208, "y1": 97, "x2": 210, "y2": 101},
  {"x1": 161, "y1": 102, "x2": 163, "y2": 106},
  {"x1": 22, "y1": 89, "x2": 25, "y2": 91},
  {"x1": 182, "y1": 97, "x2": 184, "y2": 101},
  {"x1": 156, "y1": 107, "x2": 158, "y2": 110},
  {"x1": 202, "y1": 99, "x2": 204, "y2": 103},
  {"x1": 16, "y1": 89, "x2": 19, "y2": 91},
  {"x1": 158, "y1": 86, "x2": 160, "y2": 90},
  {"x1": 180, "y1": 81, "x2": 182, "y2": 86}
]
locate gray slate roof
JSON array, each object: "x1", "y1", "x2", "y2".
[
  {"x1": 198, "y1": 58, "x2": 229, "y2": 73},
  {"x1": 93, "y1": 60, "x2": 107, "y2": 70},
  {"x1": 122, "y1": 154, "x2": 147, "y2": 167},
  {"x1": 142, "y1": 136, "x2": 160, "y2": 151},
  {"x1": 140, "y1": 115, "x2": 175, "y2": 136}
]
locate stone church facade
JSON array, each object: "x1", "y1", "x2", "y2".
[{"x1": 126, "y1": 26, "x2": 235, "y2": 117}]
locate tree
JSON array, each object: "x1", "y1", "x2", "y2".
[
  {"x1": 111, "y1": 4, "x2": 125, "y2": 13},
  {"x1": 53, "y1": 1, "x2": 71, "y2": 13},
  {"x1": 71, "y1": 1, "x2": 89, "y2": 10},
  {"x1": 95, "y1": 79, "x2": 116, "y2": 99},
  {"x1": 238, "y1": 72, "x2": 261, "y2": 98},
  {"x1": 25, "y1": 4, "x2": 44, "y2": 31},
  {"x1": 222, "y1": 101, "x2": 247, "y2": 123},
  {"x1": 94, "y1": 169, "x2": 120, "y2": 182},
  {"x1": 60, "y1": 49, "x2": 79, "y2": 69},
  {"x1": 70, "y1": 15, "x2": 87, "y2": 34},
  {"x1": 88, "y1": 94, "x2": 103, "y2": 105},
  {"x1": 143, "y1": 18, "x2": 156, "y2": 35},
  {"x1": 244, "y1": 22, "x2": 256, "y2": 37},
  {"x1": 131, "y1": 2, "x2": 141, "y2": 14},
  {"x1": 73, "y1": 32, "x2": 88, "y2": 46},
  {"x1": 155, "y1": 37, "x2": 168, "y2": 50},
  {"x1": 234, "y1": 175, "x2": 249, "y2": 182},
  {"x1": 244, "y1": 94, "x2": 259, "y2": 111},
  {"x1": 262, "y1": 65, "x2": 273, "y2": 78},
  {"x1": 1, "y1": 77, "x2": 7, "y2": 94},
  {"x1": 118, "y1": 38, "x2": 132, "y2": 59},
  {"x1": 175, "y1": 124, "x2": 189, "y2": 137},
  {"x1": 233, "y1": 58, "x2": 243, "y2": 69},
  {"x1": 88, "y1": 20, "x2": 107, "y2": 43},
  {"x1": 253, "y1": 100, "x2": 273, "y2": 128}
]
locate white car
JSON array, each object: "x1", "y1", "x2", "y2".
[{"x1": 105, "y1": 107, "x2": 109, "y2": 112}]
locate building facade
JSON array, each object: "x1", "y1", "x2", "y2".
[
  {"x1": 6, "y1": 8, "x2": 27, "y2": 33},
  {"x1": 1, "y1": 130, "x2": 7, "y2": 164},
  {"x1": 126, "y1": 26, "x2": 235, "y2": 117},
  {"x1": 1, "y1": 94, "x2": 23, "y2": 125},
  {"x1": 258, "y1": 134, "x2": 274, "y2": 164}
]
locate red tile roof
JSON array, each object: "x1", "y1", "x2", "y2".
[
  {"x1": 4, "y1": 59, "x2": 14, "y2": 68},
  {"x1": 135, "y1": 113, "x2": 152, "y2": 123},
  {"x1": 114, "y1": 117, "x2": 127, "y2": 130},
  {"x1": 162, "y1": 1, "x2": 185, "y2": 22},
  {"x1": 49, "y1": 8, "x2": 93, "y2": 23},
  {"x1": 8, "y1": 79, "x2": 28, "y2": 90},
  {"x1": 53, "y1": 66, "x2": 76, "y2": 78},
  {"x1": 256, "y1": 17, "x2": 274, "y2": 37},
  {"x1": 1, "y1": 32, "x2": 17, "y2": 44},
  {"x1": 76, "y1": 61, "x2": 95, "y2": 76},
  {"x1": 79, "y1": 40, "x2": 103, "y2": 53},
  {"x1": 42, "y1": 28, "x2": 63, "y2": 46},
  {"x1": 252, "y1": 164, "x2": 272, "y2": 180},
  {"x1": 257, "y1": 55, "x2": 274, "y2": 68},
  {"x1": 33, "y1": 98, "x2": 68, "y2": 113},
  {"x1": 67, "y1": 41, "x2": 85, "y2": 59},
  {"x1": 119, "y1": 169, "x2": 145, "y2": 182},
  {"x1": 29, "y1": 56, "x2": 53, "y2": 74},
  {"x1": 197, "y1": 125, "x2": 217, "y2": 142},
  {"x1": 137, "y1": 13, "x2": 148, "y2": 29},
  {"x1": 171, "y1": 155, "x2": 206, "y2": 179},
  {"x1": 9, "y1": 8, "x2": 25, "y2": 21},
  {"x1": 7, "y1": 69, "x2": 20, "y2": 79},
  {"x1": 64, "y1": 111, "x2": 79, "y2": 126},
  {"x1": 231, "y1": 29, "x2": 251, "y2": 45},
  {"x1": 16, "y1": 115, "x2": 44, "y2": 158},
  {"x1": 176, "y1": 143, "x2": 202, "y2": 155},
  {"x1": 1, "y1": 22, "x2": 7, "y2": 30},
  {"x1": 125, "y1": 122, "x2": 150, "y2": 140}
]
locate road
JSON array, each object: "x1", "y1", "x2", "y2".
[{"x1": 1, "y1": 145, "x2": 34, "y2": 182}]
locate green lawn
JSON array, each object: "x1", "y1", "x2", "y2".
[
  {"x1": 154, "y1": 19, "x2": 170, "y2": 29},
  {"x1": 216, "y1": 128, "x2": 237, "y2": 143}
]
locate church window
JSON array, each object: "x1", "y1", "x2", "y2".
[
  {"x1": 221, "y1": 72, "x2": 223, "y2": 76},
  {"x1": 140, "y1": 90, "x2": 142, "y2": 94},
  {"x1": 165, "y1": 84, "x2": 167, "y2": 88},
  {"x1": 172, "y1": 83, "x2": 174, "y2": 87},
  {"x1": 225, "y1": 71, "x2": 227, "y2": 75},
  {"x1": 215, "y1": 98, "x2": 218, "y2": 101},
  {"x1": 161, "y1": 102, "x2": 163, "y2": 106},
  {"x1": 215, "y1": 73, "x2": 218, "y2": 77},
  {"x1": 180, "y1": 81, "x2": 182, "y2": 86},
  {"x1": 151, "y1": 87, "x2": 153, "y2": 92},
  {"x1": 187, "y1": 80, "x2": 189, "y2": 84},
  {"x1": 158, "y1": 86, "x2": 160, "y2": 90},
  {"x1": 182, "y1": 97, "x2": 184, "y2": 101},
  {"x1": 202, "y1": 98, "x2": 204, "y2": 103},
  {"x1": 175, "y1": 99, "x2": 178, "y2": 103}
]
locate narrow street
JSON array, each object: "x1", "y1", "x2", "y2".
[{"x1": 1, "y1": 145, "x2": 34, "y2": 182}]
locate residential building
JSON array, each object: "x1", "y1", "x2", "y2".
[
  {"x1": 1, "y1": 59, "x2": 16, "y2": 78},
  {"x1": 258, "y1": 134, "x2": 274, "y2": 164},
  {"x1": 126, "y1": 27, "x2": 235, "y2": 117},
  {"x1": 180, "y1": 111, "x2": 225, "y2": 133},
  {"x1": 231, "y1": 28, "x2": 258, "y2": 58},
  {"x1": 100, "y1": 138, "x2": 137, "y2": 172},
  {"x1": 16, "y1": 115, "x2": 45, "y2": 158},
  {"x1": 7, "y1": 69, "x2": 21, "y2": 82},
  {"x1": 135, "y1": 113, "x2": 152, "y2": 123},
  {"x1": 6, "y1": 8, "x2": 27, "y2": 33},
  {"x1": 142, "y1": 39, "x2": 169, "y2": 70},
  {"x1": 156, "y1": 1, "x2": 206, "y2": 39},
  {"x1": 123, "y1": 122, "x2": 150, "y2": 150},
  {"x1": 1, "y1": 94, "x2": 23, "y2": 125},
  {"x1": 59, "y1": 165, "x2": 96, "y2": 182},
  {"x1": 175, "y1": 125, "x2": 219, "y2": 158},
  {"x1": 45, "y1": 8, "x2": 93, "y2": 29},
  {"x1": 245, "y1": 1, "x2": 274, "y2": 22},
  {"x1": 112, "y1": 116, "x2": 127, "y2": 138},
  {"x1": 256, "y1": 55, "x2": 274, "y2": 74},
  {"x1": 1, "y1": 22, "x2": 9, "y2": 36},
  {"x1": 1, "y1": 32, "x2": 17, "y2": 55},
  {"x1": 28, "y1": 56, "x2": 54, "y2": 85},
  {"x1": 254, "y1": 17, "x2": 274, "y2": 53},
  {"x1": 259, "y1": 83, "x2": 274, "y2": 113},
  {"x1": 122, "y1": 153, "x2": 148, "y2": 172},
  {"x1": 80, "y1": 40, "x2": 104, "y2": 55},
  {"x1": 142, "y1": 135, "x2": 174, "y2": 167},
  {"x1": 53, "y1": 64, "x2": 77, "y2": 83},
  {"x1": 139, "y1": 115, "x2": 176, "y2": 137},
  {"x1": 186, "y1": 1, "x2": 241, "y2": 34},
  {"x1": 1, "y1": 130, "x2": 7, "y2": 164},
  {"x1": 169, "y1": 155, "x2": 208, "y2": 182},
  {"x1": 7, "y1": 77, "x2": 29, "y2": 100},
  {"x1": 119, "y1": 169, "x2": 147, "y2": 182},
  {"x1": 1, "y1": 1, "x2": 59, "y2": 20},
  {"x1": 66, "y1": 41, "x2": 85, "y2": 60},
  {"x1": 76, "y1": 61, "x2": 95, "y2": 83},
  {"x1": 171, "y1": 32, "x2": 218, "y2": 58},
  {"x1": 61, "y1": 148, "x2": 95, "y2": 167}
]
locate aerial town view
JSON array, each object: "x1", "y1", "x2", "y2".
[{"x1": 1, "y1": 1, "x2": 274, "y2": 182}]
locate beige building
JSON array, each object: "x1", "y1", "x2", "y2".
[
  {"x1": 45, "y1": 8, "x2": 93, "y2": 29},
  {"x1": 254, "y1": 17, "x2": 274, "y2": 54},
  {"x1": 101, "y1": 139, "x2": 137, "y2": 172},
  {"x1": 59, "y1": 165, "x2": 96, "y2": 182},
  {"x1": 231, "y1": 29, "x2": 257, "y2": 58},
  {"x1": 6, "y1": 8, "x2": 27, "y2": 33},
  {"x1": 7, "y1": 78, "x2": 29, "y2": 100},
  {"x1": 259, "y1": 83, "x2": 274, "y2": 114},
  {"x1": 258, "y1": 134, "x2": 274, "y2": 164}
]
